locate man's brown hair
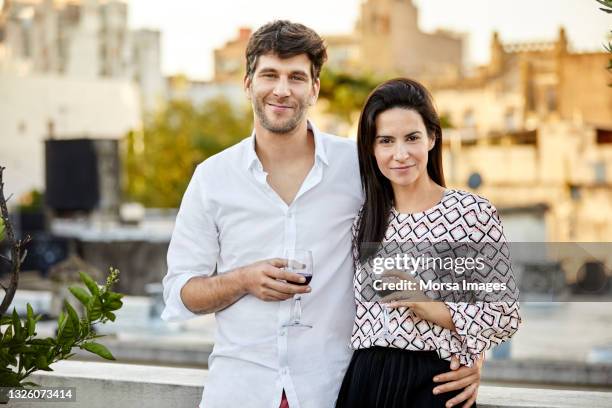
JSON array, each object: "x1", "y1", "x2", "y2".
[{"x1": 245, "y1": 20, "x2": 327, "y2": 81}]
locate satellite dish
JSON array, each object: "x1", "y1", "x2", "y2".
[{"x1": 467, "y1": 172, "x2": 482, "y2": 189}]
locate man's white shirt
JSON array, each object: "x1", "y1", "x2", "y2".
[{"x1": 161, "y1": 122, "x2": 363, "y2": 408}]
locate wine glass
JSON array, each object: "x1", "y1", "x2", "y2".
[
  {"x1": 372, "y1": 303, "x2": 392, "y2": 339},
  {"x1": 372, "y1": 272, "x2": 398, "y2": 340},
  {"x1": 282, "y1": 249, "x2": 313, "y2": 329}
]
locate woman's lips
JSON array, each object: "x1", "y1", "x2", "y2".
[{"x1": 391, "y1": 164, "x2": 416, "y2": 171}]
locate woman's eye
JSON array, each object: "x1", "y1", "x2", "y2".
[
  {"x1": 407, "y1": 135, "x2": 419, "y2": 141},
  {"x1": 379, "y1": 137, "x2": 392, "y2": 144}
]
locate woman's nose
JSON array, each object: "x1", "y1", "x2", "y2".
[{"x1": 393, "y1": 143, "x2": 410, "y2": 161}]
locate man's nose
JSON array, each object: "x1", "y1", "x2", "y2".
[{"x1": 273, "y1": 78, "x2": 291, "y2": 98}]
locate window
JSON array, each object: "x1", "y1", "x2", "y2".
[{"x1": 596, "y1": 128, "x2": 612, "y2": 144}]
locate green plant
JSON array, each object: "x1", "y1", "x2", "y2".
[
  {"x1": 0, "y1": 268, "x2": 123, "y2": 390},
  {"x1": 0, "y1": 166, "x2": 124, "y2": 400}
]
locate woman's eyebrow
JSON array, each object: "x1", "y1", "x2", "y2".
[{"x1": 376, "y1": 131, "x2": 421, "y2": 138}]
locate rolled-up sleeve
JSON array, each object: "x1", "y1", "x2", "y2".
[
  {"x1": 161, "y1": 163, "x2": 220, "y2": 321},
  {"x1": 442, "y1": 202, "x2": 522, "y2": 366}
]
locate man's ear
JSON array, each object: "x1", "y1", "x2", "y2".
[
  {"x1": 244, "y1": 75, "x2": 252, "y2": 100},
  {"x1": 310, "y1": 77, "x2": 320, "y2": 106}
]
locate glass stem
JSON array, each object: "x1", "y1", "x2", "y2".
[
  {"x1": 383, "y1": 306, "x2": 390, "y2": 335},
  {"x1": 293, "y1": 296, "x2": 302, "y2": 323}
]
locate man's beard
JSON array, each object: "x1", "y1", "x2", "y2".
[{"x1": 253, "y1": 97, "x2": 308, "y2": 134}]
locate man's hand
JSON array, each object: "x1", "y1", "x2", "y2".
[
  {"x1": 240, "y1": 258, "x2": 311, "y2": 301},
  {"x1": 432, "y1": 354, "x2": 483, "y2": 408}
]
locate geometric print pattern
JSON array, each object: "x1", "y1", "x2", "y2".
[{"x1": 350, "y1": 189, "x2": 522, "y2": 367}]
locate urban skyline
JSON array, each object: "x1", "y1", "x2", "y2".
[{"x1": 128, "y1": 0, "x2": 611, "y2": 80}]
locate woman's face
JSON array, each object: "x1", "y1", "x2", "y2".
[{"x1": 373, "y1": 107, "x2": 434, "y2": 189}]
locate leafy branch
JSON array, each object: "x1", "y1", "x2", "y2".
[
  {"x1": 596, "y1": 0, "x2": 612, "y2": 77},
  {"x1": 596, "y1": 0, "x2": 612, "y2": 13},
  {"x1": 1, "y1": 268, "x2": 123, "y2": 389}
]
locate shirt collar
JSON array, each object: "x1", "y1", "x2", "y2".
[{"x1": 244, "y1": 120, "x2": 329, "y2": 171}]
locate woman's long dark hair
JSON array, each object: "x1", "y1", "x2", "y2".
[{"x1": 356, "y1": 78, "x2": 446, "y2": 259}]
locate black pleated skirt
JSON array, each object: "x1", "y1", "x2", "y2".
[{"x1": 336, "y1": 347, "x2": 474, "y2": 408}]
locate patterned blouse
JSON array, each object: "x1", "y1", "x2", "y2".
[{"x1": 350, "y1": 189, "x2": 522, "y2": 367}]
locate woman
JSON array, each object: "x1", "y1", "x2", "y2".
[{"x1": 336, "y1": 78, "x2": 521, "y2": 408}]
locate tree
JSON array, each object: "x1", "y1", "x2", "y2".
[
  {"x1": 319, "y1": 69, "x2": 380, "y2": 123},
  {"x1": 124, "y1": 97, "x2": 253, "y2": 208}
]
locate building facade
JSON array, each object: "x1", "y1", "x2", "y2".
[
  {"x1": 0, "y1": 0, "x2": 152, "y2": 200},
  {"x1": 213, "y1": 0, "x2": 463, "y2": 83},
  {"x1": 0, "y1": 0, "x2": 164, "y2": 109},
  {"x1": 431, "y1": 29, "x2": 612, "y2": 242},
  {"x1": 356, "y1": 0, "x2": 463, "y2": 79}
]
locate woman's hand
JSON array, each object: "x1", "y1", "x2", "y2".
[
  {"x1": 384, "y1": 299, "x2": 456, "y2": 331},
  {"x1": 379, "y1": 268, "x2": 456, "y2": 330}
]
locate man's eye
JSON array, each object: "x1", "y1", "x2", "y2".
[{"x1": 291, "y1": 76, "x2": 305, "y2": 81}]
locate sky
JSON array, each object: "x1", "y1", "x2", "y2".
[{"x1": 127, "y1": 0, "x2": 610, "y2": 80}]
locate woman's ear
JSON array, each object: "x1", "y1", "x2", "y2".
[{"x1": 428, "y1": 135, "x2": 436, "y2": 151}]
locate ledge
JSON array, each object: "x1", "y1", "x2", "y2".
[{"x1": 5, "y1": 361, "x2": 611, "y2": 408}]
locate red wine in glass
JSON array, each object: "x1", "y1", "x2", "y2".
[{"x1": 295, "y1": 273, "x2": 312, "y2": 286}]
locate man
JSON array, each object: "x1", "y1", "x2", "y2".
[{"x1": 161, "y1": 20, "x2": 481, "y2": 408}]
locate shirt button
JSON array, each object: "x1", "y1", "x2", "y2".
[
  {"x1": 281, "y1": 368, "x2": 289, "y2": 375},
  {"x1": 279, "y1": 328, "x2": 287, "y2": 336}
]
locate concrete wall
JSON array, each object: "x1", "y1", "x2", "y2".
[{"x1": 8, "y1": 360, "x2": 611, "y2": 408}]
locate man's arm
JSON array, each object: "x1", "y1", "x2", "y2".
[
  {"x1": 432, "y1": 354, "x2": 483, "y2": 408},
  {"x1": 181, "y1": 258, "x2": 311, "y2": 314}
]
